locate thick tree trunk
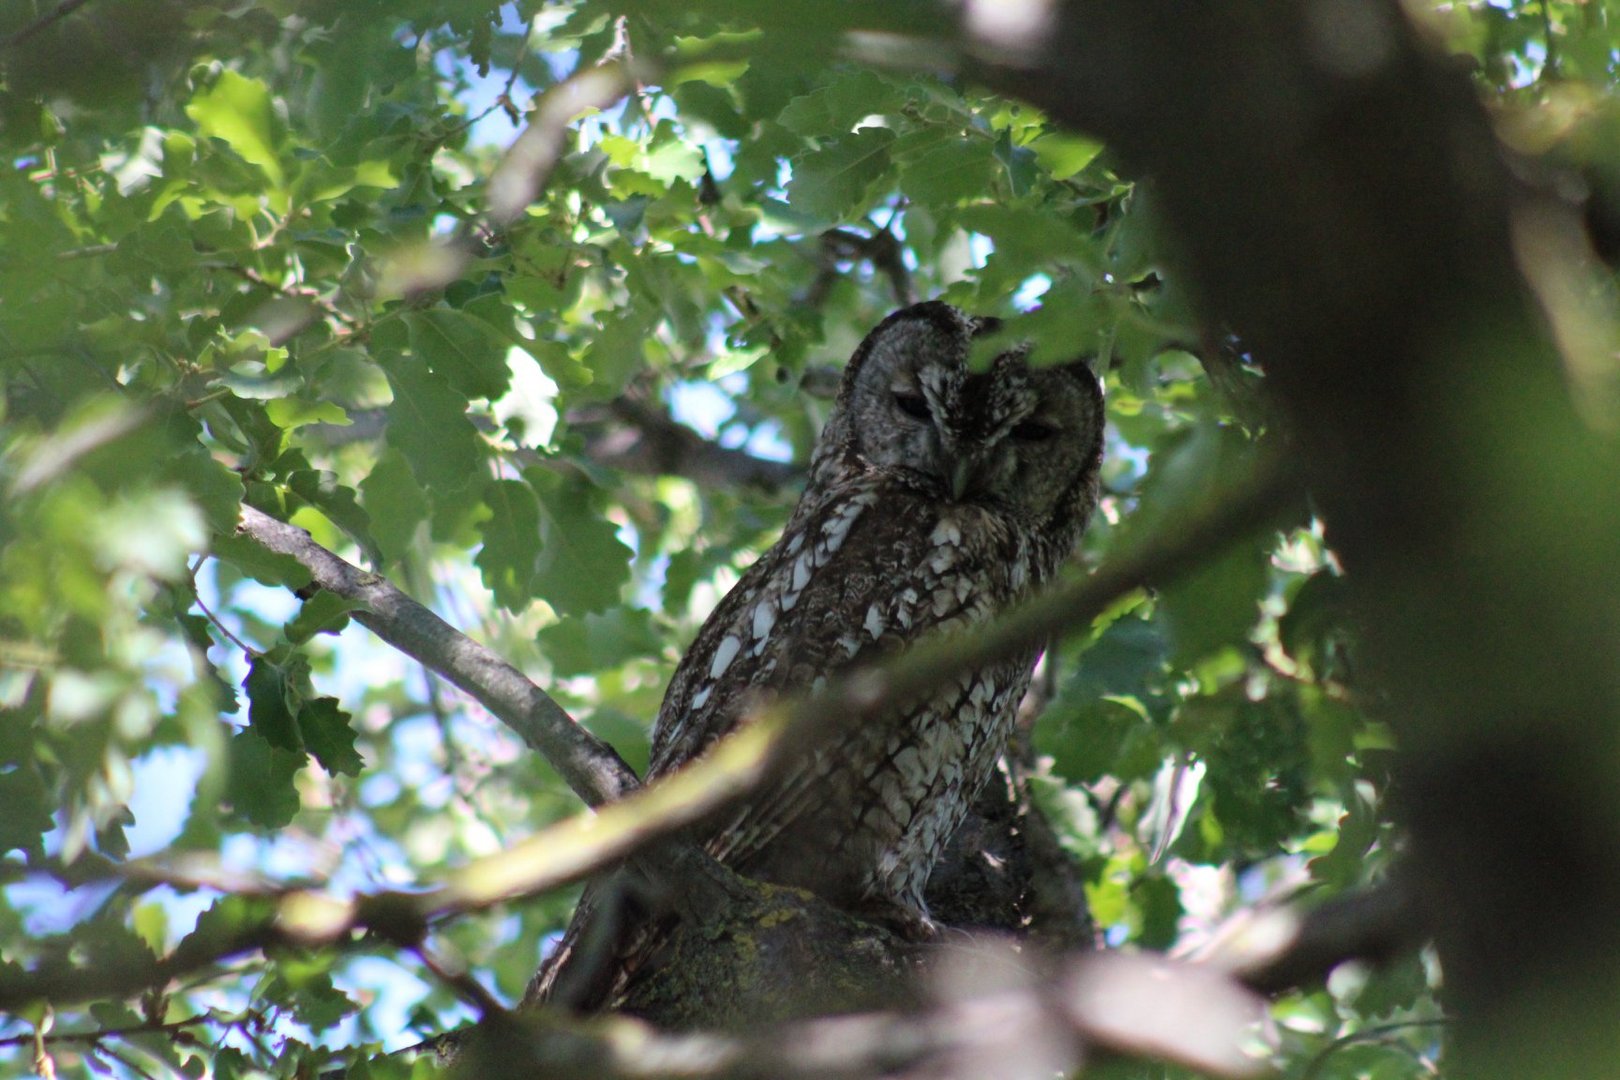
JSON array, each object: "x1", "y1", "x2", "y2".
[{"x1": 984, "y1": 2, "x2": 1620, "y2": 1074}]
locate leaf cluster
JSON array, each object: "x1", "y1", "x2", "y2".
[{"x1": 2, "y1": 0, "x2": 1611, "y2": 1076}]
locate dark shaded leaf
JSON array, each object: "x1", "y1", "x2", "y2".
[{"x1": 298, "y1": 696, "x2": 363, "y2": 777}]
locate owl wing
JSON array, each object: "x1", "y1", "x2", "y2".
[{"x1": 646, "y1": 477, "x2": 1018, "y2": 866}]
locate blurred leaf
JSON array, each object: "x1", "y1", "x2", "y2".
[
  {"x1": 526, "y1": 469, "x2": 634, "y2": 616},
  {"x1": 259, "y1": 961, "x2": 358, "y2": 1032},
  {"x1": 787, "y1": 128, "x2": 896, "y2": 222},
  {"x1": 0, "y1": 764, "x2": 54, "y2": 858},
  {"x1": 185, "y1": 70, "x2": 284, "y2": 188},
  {"x1": 778, "y1": 70, "x2": 904, "y2": 136},
  {"x1": 476, "y1": 478, "x2": 543, "y2": 611},
  {"x1": 284, "y1": 590, "x2": 358, "y2": 644},
  {"x1": 1130, "y1": 872, "x2": 1183, "y2": 950},
  {"x1": 358, "y1": 449, "x2": 430, "y2": 565},
  {"x1": 210, "y1": 533, "x2": 313, "y2": 591},
  {"x1": 1159, "y1": 539, "x2": 1268, "y2": 667},
  {"x1": 893, "y1": 128, "x2": 998, "y2": 208},
  {"x1": 164, "y1": 449, "x2": 246, "y2": 534},
  {"x1": 287, "y1": 470, "x2": 379, "y2": 563},
  {"x1": 536, "y1": 607, "x2": 664, "y2": 677}
]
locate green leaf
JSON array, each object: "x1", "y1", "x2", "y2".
[
  {"x1": 177, "y1": 610, "x2": 241, "y2": 711},
  {"x1": 185, "y1": 70, "x2": 284, "y2": 188},
  {"x1": 892, "y1": 128, "x2": 998, "y2": 208},
  {"x1": 1159, "y1": 539, "x2": 1269, "y2": 666},
  {"x1": 578, "y1": 307, "x2": 648, "y2": 402},
  {"x1": 1130, "y1": 873, "x2": 1183, "y2": 950},
  {"x1": 287, "y1": 470, "x2": 379, "y2": 564},
  {"x1": 535, "y1": 607, "x2": 664, "y2": 677},
  {"x1": 520, "y1": 337, "x2": 594, "y2": 391},
  {"x1": 1029, "y1": 132, "x2": 1103, "y2": 179},
  {"x1": 265, "y1": 397, "x2": 349, "y2": 430},
  {"x1": 298, "y1": 696, "x2": 363, "y2": 777},
  {"x1": 475, "y1": 478, "x2": 543, "y2": 611},
  {"x1": 955, "y1": 204, "x2": 1090, "y2": 268},
  {"x1": 1038, "y1": 695, "x2": 1160, "y2": 784},
  {"x1": 260, "y1": 962, "x2": 358, "y2": 1032},
  {"x1": 405, "y1": 308, "x2": 512, "y2": 401},
  {"x1": 210, "y1": 532, "x2": 314, "y2": 590},
  {"x1": 183, "y1": 894, "x2": 280, "y2": 957},
  {"x1": 526, "y1": 470, "x2": 634, "y2": 616},
  {"x1": 284, "y1": 590, "x2": 358, "y2": 644},
  {"x1": 786, "y1": 128, "x2": 896, "y2": 222},
  {"x1": 778, "y1": 70, "x2": 904, "y2": 136},
  {"x1": 0, "y1": 763, "x2": 54, "y2": 858},
  {"x1": 163, "y1": 449, "x2": 245, "y2": 535},
  {"x1": 225, "y1": 729, "x2": 303, "y2": 828},
  {"x1": 358, "y1": 449, "x2": 430, "y2": 564},
  {"x1": 244, "y1": 654, "x2": 302, "y2": 754},
  {"x1": 383, "y1": 356, "x2": 483, "y2": 495}
]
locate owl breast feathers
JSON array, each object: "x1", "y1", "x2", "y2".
[{"x1": 649, "y1": 300, "x2": 1105, "y2": 922}]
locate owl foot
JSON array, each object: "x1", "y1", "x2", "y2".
[{"x1": 857, "y1": 899, "x2": 942, "y2": 943}]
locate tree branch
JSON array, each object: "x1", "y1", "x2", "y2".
[
  {"x1": 236, "y1": 505, "x2": 639, "y2": 807},
  {"x1": 463, "y1": 949, "x2": 1269, "y2": 1080},
  {"x1": 301, "y1": 399, "x2": 802, "y2": 494},
  {"x1": 1191, "y1": 877, "x2": 1425, "y2": 996},
  {"x1": 487, "y1": 61, "x2": 636, "y2": 227},
  {"x1": 578, "y1": 397, "x2": 802, "y2": 493}
]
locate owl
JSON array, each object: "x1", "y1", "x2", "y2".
[{"x1": 532, "y1": 300, "x2": 1105, "y2": 1008}]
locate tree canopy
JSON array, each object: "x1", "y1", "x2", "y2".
[{"x1": 3, "y1": 1, "x2": 1618, "y2": 1078}]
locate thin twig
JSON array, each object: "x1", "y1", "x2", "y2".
[
  {"x1": 0, "y1": 1014, "x2": 215, "y2": 1049},
  {"x1": 449, "y1": 12, "x2": 537, "y2": 136},
  {"x1": 412, "y1": 944, "x2": 508, "y2": 1019},
  {"x1": 188, "y1": 568, "x2": 256, "y2": 658}
]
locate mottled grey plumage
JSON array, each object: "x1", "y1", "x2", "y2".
[{"x1": 532, "y1": 300, "x2": 1104, "y2": 1007}]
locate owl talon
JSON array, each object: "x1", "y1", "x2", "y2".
[{"x1": 857, "y1": 901, "x2": 942, "y2": 942}]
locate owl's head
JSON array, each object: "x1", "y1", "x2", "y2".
[{"x1": 813, "y1": 301, "x2": 1105, "y2": 539}]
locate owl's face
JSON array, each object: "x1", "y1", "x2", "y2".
[{"x1": 819, "y1": 301, "x2": 1105, "y2": 535}]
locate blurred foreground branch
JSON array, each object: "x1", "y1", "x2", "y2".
[{"x1": 463, "y1": 950, "x2": 1268, "y2": 1080}]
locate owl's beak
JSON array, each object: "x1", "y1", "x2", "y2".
[{"x1": 950, "y1": 457, "x2": 973, "y2": 501}]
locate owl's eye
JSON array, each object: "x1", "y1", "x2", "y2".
[
  {"x1": 892, "y1": 392, "x2": 931, "y2": 421},
  {"x1": 1011, "y1": 420, "x2": 1058, "y2": 442}
]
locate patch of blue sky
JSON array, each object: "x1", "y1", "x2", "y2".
[
  {"x1": 667, "y1": 380, "x2": 734, "y2": 438},
  {"x1": 332, "y1": 955, "x2": 467, "y2": 1051},
  {"x1": 1012, "y1": 272, "x2": 1052, "y2": 311},
  {"x1": 126, "y1": 745, "x2": 207, "y2": 857},
  {"x1": 703, "y1": 138, "x2": 736, "y2": 181},
  {"x1": 4, "y1": 875, "x2": 119, "y2": 937}
]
